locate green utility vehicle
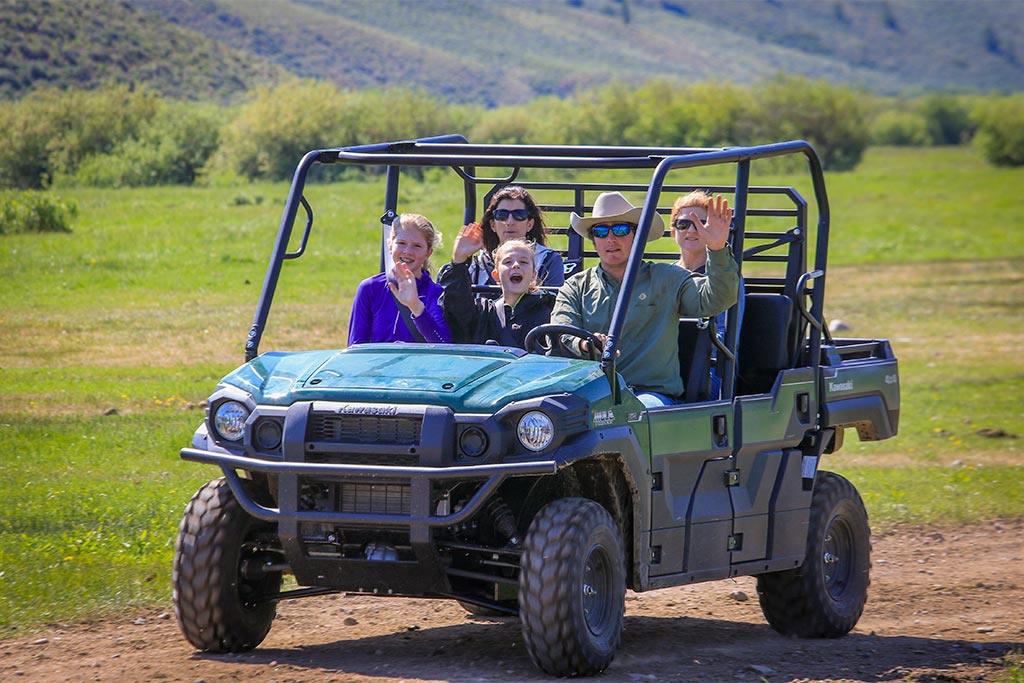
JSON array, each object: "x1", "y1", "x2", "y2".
[{"x1": 173, "y1": 137, "x2": 900, "y2": 677}]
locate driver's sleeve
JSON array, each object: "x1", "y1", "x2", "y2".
[{"x1": 550, "y1": 274, "x2": 587, "y2": 357}]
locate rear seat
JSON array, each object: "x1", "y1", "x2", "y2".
[{"x1": 736, "y1": 293, "x2": 797, "y2": 395}]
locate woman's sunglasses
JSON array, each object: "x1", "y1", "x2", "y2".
[
  {"x1": 590, "y1": 223, "x2": 634, "y2": 239},
  {"x1": 672, "y1": 218, "x2": 699, "y2": 230},
  {"x1": 492, "y1": 208, "x2": 531, "y2": 222}
]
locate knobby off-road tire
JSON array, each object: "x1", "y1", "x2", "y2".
[
  {"x1": 519, "y1": 497, "x2": 626, "y2": 677},
  {"x1": 756, "y1": 470, "x2": 871, "y2": 638},
  {"x1": 173, "y1": 477, "x2": 282, "y2": 653}
]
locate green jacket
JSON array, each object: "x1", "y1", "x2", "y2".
[{"x1": 551, "y1": 247, "x2": 739, "y2": 398}]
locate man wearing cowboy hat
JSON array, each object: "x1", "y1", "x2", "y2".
[{"x1": 551, "y1": 191, "x2": 738, "y2": 407}]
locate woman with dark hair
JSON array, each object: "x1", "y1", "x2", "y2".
[{"x1": 439, "y1": 185, "x2": 564, "y2": 297}]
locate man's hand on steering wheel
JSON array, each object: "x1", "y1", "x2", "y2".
[{"x1": 524, "y1": 324, "x2": 604, "y2": 360}]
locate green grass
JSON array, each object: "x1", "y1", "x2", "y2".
[
  {"x1": 833, "y1": 465, "x2": 1024, "y2": 529},
  {"x1": 825, "y1": 146, "x2": 1024, "y2": 265},
  {"x1": 825, "y1": 258, "x2": 1023, "y2": 464},
  {"x1": 0, "y1": 413, "x2": 206, "y2": 629},
  {"x1": 0, "y1": 145, "x2": 1021, "y2": 635},
  {"x1": 996, "y1": 651, "x2": 1024, "y2": 683}
]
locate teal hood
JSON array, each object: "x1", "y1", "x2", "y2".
[{"x1": 220, "y1": 344, "x2": 608, "y2": 412}]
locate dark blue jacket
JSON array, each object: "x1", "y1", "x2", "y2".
[{"x1": 438, "y1": 261, "x2": 553, "y2": 348}]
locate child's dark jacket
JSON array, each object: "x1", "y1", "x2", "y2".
[{"x1": 438, "y1": 261, "x2": 553, "y2": 349}]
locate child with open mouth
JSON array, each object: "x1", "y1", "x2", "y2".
[{"x1": 438, "y1": 223, "x2": 553, "y2": 349}]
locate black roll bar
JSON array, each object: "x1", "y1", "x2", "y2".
[{"x1": 244, "y1": 137, "x2": 831, "y2": 393}]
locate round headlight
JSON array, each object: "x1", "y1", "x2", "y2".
[
  {"x1": 517, "y1": 411, "x2": 554, "y2": 452},
  {"x1": 459, "y1": 426, "x2": 489, "y2": 458},
  {"x1": 214, "y1": 400, "x2": 249, "y2": 442},
  {"x1": 254, "y1": 418, "x2": 283, "y2": 451}
]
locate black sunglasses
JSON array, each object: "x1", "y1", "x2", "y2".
[
  {"x1": 590, "y1": 223, "x2": 634, "y2": 239},
  {"x1": 672, "y1": 218, "x2": 700, "y2": 230},
  {"x1": 492, "y1": 208, "x2": 531, "y2": 222}
]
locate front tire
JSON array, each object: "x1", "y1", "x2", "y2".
[
  {"x1": 173, "y1": 477, "x2": 283, "y2": 652},
  {"x1": 518, "y1": 497, "x2": 625, "y2": 677},
  {"x1": 756, "y1": 471, "x2": 871, "y2": 637}
]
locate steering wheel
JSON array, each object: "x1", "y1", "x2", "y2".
[{"x1": 524, "y1": 324, "x2": 604, "y2": 360}]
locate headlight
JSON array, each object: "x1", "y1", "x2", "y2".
[
  {"x1": 458, "y1": 426, "x2": 489, "y2": 458},
  {"x1": 517, "y1": 411, "x2": 554, "y2": 452},
  {"x1": 254, "y1": 418, "x2": 283, "y2": 451},
  {"x1": 214, "y1": 400, "x2": 249, "y2": 442}
]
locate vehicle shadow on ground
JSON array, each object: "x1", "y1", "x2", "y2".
[{"x1": 194, "y1": 613, "x2": 1017, "y2": 682}]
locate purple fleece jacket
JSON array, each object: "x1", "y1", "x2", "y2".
[{"x1": 347, "y1": 272, "x2": 451, "y2": 345}]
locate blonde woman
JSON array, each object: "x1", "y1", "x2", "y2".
[{"x1": 348, "y1": 214, "x2": 451, "y2": 344}]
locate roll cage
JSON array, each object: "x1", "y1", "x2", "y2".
[{"x1": 245, "y1": 135, "x2": 833, "y2": 403}]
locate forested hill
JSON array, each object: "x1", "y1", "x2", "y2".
[{"x1": 2, "y1": 0, "x2": 1023, "y2": 104}]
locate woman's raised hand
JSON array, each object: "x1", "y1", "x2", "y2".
[
  {"x1": 695, "y1": 194, "x2": 733, "y2": 252},
  {"x1": 388, "y1": 261, "x2": 425, "y2": 316},
  {"x1": 452, "y1": 222, "x2": 485, "y2": 264}
]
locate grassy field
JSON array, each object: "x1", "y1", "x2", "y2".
[{"x1": 0, "y1": 145, "x2": 1021, "y2": 634}]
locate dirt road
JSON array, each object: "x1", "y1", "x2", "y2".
[{"x1": 3, "y1": 519, "x2": 1022, "y2": 683}]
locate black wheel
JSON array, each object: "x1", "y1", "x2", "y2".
[
  {"x1": 173, "y1": 477, "x2": 283, "y2": 652},
  {"x1": 518, "y1": 497, "x2": 625, "y2": 677},
  {"x1": 524, "y1": 323, "x2": 603, "y2": 360},
  {"x1": 756, "y1": 471, "x2": 870, "y2": 638}
]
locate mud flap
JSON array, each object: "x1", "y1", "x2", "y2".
[{"x1": 801, "y1": 428, "x2": 835, "y2": 491}]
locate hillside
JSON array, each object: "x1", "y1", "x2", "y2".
[
  {"x1": 0, "y1": 0, "x2": 288, "y2": 101},
  {"x1": 2, "y1": 0, "x2": 1023, "y2": 104}
]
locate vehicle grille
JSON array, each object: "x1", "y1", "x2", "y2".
[
  {"x1": 308, "y1": 451, "x2": 419, "y2": 466},
  {"x1": 337, "y1": 483, "x2": 411, "y2": 515},
  {"x1": 309, "y1": 413, "x2": 422, "y2": 445}
]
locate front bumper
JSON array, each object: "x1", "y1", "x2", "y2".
[{"x1": 181, "y1": 447, "x2": 556, "y2": 527}]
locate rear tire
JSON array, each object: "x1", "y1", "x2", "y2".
[
  {"x1": 518, "y1": 497, "x2": 625, "y2": 677},
  {"x1": 756, "y1": 471, "x2": 870, "y2": 637},
  {"x1": 173, "y1": 477, "x2": 282, "y2": 652}
]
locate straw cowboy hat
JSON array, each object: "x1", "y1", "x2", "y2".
[{"x1": 569, "y1": 191, "x2": 665, "y2": 243}]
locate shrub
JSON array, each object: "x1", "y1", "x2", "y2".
[
  {"x1": 470, "y1": 105, "x2": 539, "y2": 144},
  {"x1": 0, "y1": 97, "x2": 54, "y2": 190},
  {"x1": 469, "y1": 96, "x2": 575, "y2": 145},
  {"x1": 870, "y1": 110, "x2": 933, "y2": 146},
  {"x1": 0, "y1": 191, "x2": 77, "y2": 235},
  {"x1": 563, "y1": 80, "x2": 643, "y2": 146},
  {"x1": 919, "y1": 94, "x2": 973, "y2": 145},
  {"x1": 747, "y1": 75, "x2": 870, "y2": 171},
  {"x1": 972, "y1": 95, "x2": 1024, "y2": 167},
  {"x1": 675, "y1": 81, "x2": 749, "y2": 147},
  {"x1": 208, "y1": 79, "x2": 459, "y2": 182},
  {"x1": 0, "y1": 84, "x2": 159, "y2": 189},
  {"x1": 544, "y1": 76, "x2": 866, "y2": 167},
  {"x1": 619, "y1": 79, "x2": 689, "y2": 145},
  {"x1": 66, "y1": 101, "x2": 224, "y2": 187}
]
